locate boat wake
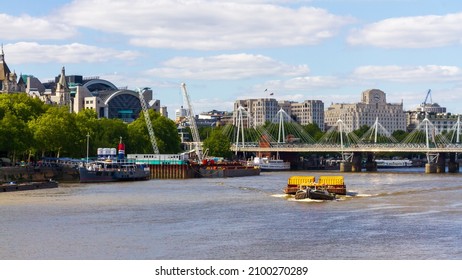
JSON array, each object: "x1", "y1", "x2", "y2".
[
  {"x1": 374, "y1": 185, "x2": 462, "y2": 198},
  {"x1": 286, "y1": 197, "x2": 325, "y2": 203},
  {"x1": 271, "y1": 194, "x2": 291, "y2": 198},
  {"x1": 352, "y1": 193, "x2": 374, "y2": 197}
]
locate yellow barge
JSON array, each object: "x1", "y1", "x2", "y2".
[{"x1": 284, "y1": 175, "x2": 346, "y2": 195}]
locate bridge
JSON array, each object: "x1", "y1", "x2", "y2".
[
  {"x1": 232, "y1": 143, "x2": 462, "y2": 154},
  {"x1": 223, "y1": 107, "x2": 462, "y2": 173}
]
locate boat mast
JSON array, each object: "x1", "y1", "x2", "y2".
[{"x1": 86, "y1": 132, "x2": 90, "y2": 163}]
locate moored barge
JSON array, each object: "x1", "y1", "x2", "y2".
[
  {"x1": 78, "y1": 160, "x2": 150, "y2": 183},
  {"x1": 1, "y1": 180, "x2": 58, "y2": 192},
  {"x1": 199, "y1": 161, "x2": 261, "y2": 178},
  {"x1": 128, "y1": 154, "x2": 261, "y2": 179}
]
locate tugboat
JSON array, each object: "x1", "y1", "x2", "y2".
[
  {"x1": 78, "y1": 138, "x2": 150, "y2": 183},
  {"x1": 294, "y1": 186, "x2": 336, "y2": 201}
]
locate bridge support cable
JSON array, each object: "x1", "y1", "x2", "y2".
[
  {"x1": 265, "y1": 109, "x2": 316, "y2": 145},
  {"x1": 277, "y1": 108, "x2": 286, "y2": 144},
  {"x1": 457, "y1": 115, "x2": 461, "y2": 144},
  {"x1": 448, "y1": 115, "x2": 462, "y2": 144},
  {"x1": 339, "y1": 119, "x2": 345, "y2": 161},
  {"x1": 234, "y1": 106, "x2": 247, "y2": 155},
  {"x1": 317, "y1": 119, "x2": 360, "y2": 162},
  {"x1": 360, "y1": 117, "x2": 398, "y2": 144}
]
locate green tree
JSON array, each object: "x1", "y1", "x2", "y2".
[
  {"x1": 392, "y1": 130, "x2": 408, "y2": 142},
  {"x1": 353, "y1": 125, "x2": 370, "y2": 138},
  {"x1": 0, "y1": 93, "x2": 47, "y2": 122},
  {"x1": 28, "y1": 106, "x2": 79, "y2": 158},
  {"x1": 203, "y1": 128, "x2": 232, "y2": 159},
  {"x1": 74, "y1": 109, "x2": 100, "y2": 158},
  {"x1": 0, "y1": 112, "x2": 33, "y2": 162},
  {"x1": 199, "y1": 126, "x2": 213, "y2": 141},
  {"x1": 153, "y1": 113, "x2": 181, "y2": 153},
  {"x1": 303, "y1": 123, "x2": 324, "y2": 141},
  {"x1": 127, "y1": 110, "x2": 181, "y2": 154},
  {"x1": 92, "y1": 118, "x2": 129, "y2": 155}
]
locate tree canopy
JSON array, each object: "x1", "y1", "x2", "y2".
[
  {"x1": 202, "y1": 128, "x2": 232, "y2": 159},
  {"x1": 0, "y1": 93, "x2": 180, "y2": 161}
]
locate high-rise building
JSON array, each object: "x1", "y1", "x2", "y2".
[
  {"x1": 289, "y1": 100, "x2": 324, "y2": 131},
  {"x1": 234, "y1": 98, "x2": 279, "y2": 128},
  {"x1": 175, "y1": 106, "x2": 189, "y2": 123},
  {"x1": 324, "y1": 89, "x2": 406, "y2": 132},
  {"x1": 407, "y1": 112, "x2": 461, "y2": 134},
  {"x1": 233, "y1": 98, "x2": 325, "y2": 130}
]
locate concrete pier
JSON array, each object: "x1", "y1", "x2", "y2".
[
  {"x1": 448, "y1": 153, "x2": 459, "y2": 173},
  {"x1": 365, "y1": 153, "x2": 377, "y2": 172},
  {"x1": 351, "y1": 152, "x2": 362, "y2": 172},
  {"x1": 339, "y1": 162, "x2": 352, "y2": 172},
  {"x1": 425, "y1": 163, "x2": 437, "y2": 174},
  {"x1": 436, "y1": 153, "x2": 446, "y2": 173}
]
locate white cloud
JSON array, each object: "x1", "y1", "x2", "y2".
[
  {"x1": 0, "y1": 13, "x2": 76, "y2": 40},
  {"x1": 348, "y1": 12, "x2": 462, "y2": 48},
  {"x1": 251, "y1": 75, "x2": 357, "y2": 95},
  {"x1": 283, "y1": 75, "x2": 355, "y2": 89},
  {"x1": 145, "y1": 53, "x2": 309, "y2": 80},
  {"x1": 58, "y1": 0, "x2": 353, "y2": 50},
  {"x1": 4, "y1": 42, "x2": 140, "y2": 64},
  {"x1": 353, "y1": 65, "x2": 462, "y2": 82}
]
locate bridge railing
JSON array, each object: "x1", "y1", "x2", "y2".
[{"x1": 231, "y1": 142, "x2": 462, "y2": 153}]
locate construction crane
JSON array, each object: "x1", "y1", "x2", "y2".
[
  {"x1": 422, "y1": 89, "x2": 432, "y2": 106},
  {"x1": 137, "y1": 87, "x2": 159, "y2": 154},
  {"x1": 180, "y1": 83, "x2": 203, "y2": 162}
]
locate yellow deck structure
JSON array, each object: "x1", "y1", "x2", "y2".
[{"x1": 284, "y1": 175, "x2": 346, "y2": 195}]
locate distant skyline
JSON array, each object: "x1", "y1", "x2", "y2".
[{"x1": 2, "y1": 0, "x2": 462, "y2": 115}]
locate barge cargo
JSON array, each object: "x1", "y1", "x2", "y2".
[{"x1": 284, "y1": 175, "x2": 346, "y2": 195}]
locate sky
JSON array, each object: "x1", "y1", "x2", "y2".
[{"x1": 2, "y1": 0, "x2": 462, "y2": 118}]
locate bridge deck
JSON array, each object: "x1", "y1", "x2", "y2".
[{"x1": 232, "y1": 143, "x2": 462, "y2": 153}]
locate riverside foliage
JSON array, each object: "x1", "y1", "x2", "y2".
[{"x1": 0, "y1": 93, "x2": 181, "y2": 163}]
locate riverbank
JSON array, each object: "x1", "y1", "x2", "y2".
[{"x1": 0, "y1": 165, "x2": 79, "y2": 183}]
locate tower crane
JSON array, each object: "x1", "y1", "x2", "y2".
[
  {"x1": 422, "y1": 89, "x2": 432, "y2": 106},
  {"x1": 180, "y1": 83, "x2": 203, "y2": 162},
  {"x1": 137, "y1": 87, "x2": 159, "y2": 154}
]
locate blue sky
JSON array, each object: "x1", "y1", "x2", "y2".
[{"x1": 2, "y1": 0, "x2": 462, "y2": 117}]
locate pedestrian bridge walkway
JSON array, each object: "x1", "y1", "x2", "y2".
[
  {"x1": 224, "y1": 107, "x2": 462, "y2": 172},
  {"x1": 231, "y1": 142, "x2": 462, "y2": 153}
]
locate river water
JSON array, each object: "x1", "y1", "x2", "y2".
[{"x1": 1, "y1": 169, "x2": 462, "y2": 260}]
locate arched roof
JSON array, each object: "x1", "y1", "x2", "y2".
[
  {"x1": 104, "y1": 90, "x2": 142, "y2": 122},
  {"x1": 103, "y1": 89, "x2": 139, "y2": 105},
  {"x1": 83, "y1": 79, "x2": 118, "y2": 93}
]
